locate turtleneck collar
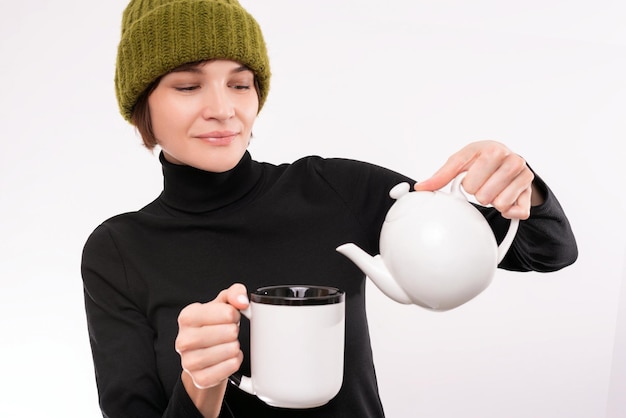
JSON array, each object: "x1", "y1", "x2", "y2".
[{"x1": 159, "y1": 151, "x2": 263, "y2": 213}]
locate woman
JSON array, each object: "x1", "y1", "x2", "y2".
[{"x1": 81, "y1": 0, "x2": 578, "y2": 417}]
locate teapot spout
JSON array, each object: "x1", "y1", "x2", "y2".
[{"x1": 336, "y1": 243, "x2": 412, "y2": 304}]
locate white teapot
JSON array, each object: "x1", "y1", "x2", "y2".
[{"x1": 336, "y1": 174, "x2": 519, "y2": 311}]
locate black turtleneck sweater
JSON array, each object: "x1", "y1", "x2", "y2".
[{"x1": 81, "y1": 152, "x2": 577, "y2": 418}]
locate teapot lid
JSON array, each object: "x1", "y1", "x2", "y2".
[{"x1": 386, "y1": 182, "x2": 436, "y2": 222}]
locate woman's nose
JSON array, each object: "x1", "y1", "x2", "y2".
[{"x1": 201, "y1": 88, "x2": 235, "y2": 120}]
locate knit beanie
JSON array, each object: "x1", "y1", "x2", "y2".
[{"x1": 115, "y1": 0, "x2": 271, "y2": 122}]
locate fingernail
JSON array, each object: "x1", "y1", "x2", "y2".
[{"x1": 237, "y1": 294, "x2": 249, "y2": 305}]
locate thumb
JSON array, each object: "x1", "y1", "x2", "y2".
[
  {"x1": 226, "y1": 283, "x2": 249, "y2": 310},
  {"x1": 214, "y1": 283, "x2": 249, "y2": 310}
]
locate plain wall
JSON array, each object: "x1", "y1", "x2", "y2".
[{"x1": 1, "y1": 1, "x2": 624, "y2": 416}]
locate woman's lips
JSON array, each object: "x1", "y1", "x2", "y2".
[{"x1": 196, "y1": 131, "x2": 238, "y2": 146}]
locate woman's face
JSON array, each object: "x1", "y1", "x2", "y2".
[{"x1": 148, "y1": 60, "x2": 259, "y2": 172}]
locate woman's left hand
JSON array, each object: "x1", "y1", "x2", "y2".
[{"x1": 413, "y1": 140, "x2": 543, "y2": 220}]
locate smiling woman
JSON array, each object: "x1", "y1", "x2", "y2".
[
  {"x1": 132, "y1": 61, "x2": 262, "y2": 151},
  {"x1": 79, "y1": 0, "x2": 578, "y2": 417},
  {"x1": 146, "y1": 60, "x2": 259, "y2": 172}
]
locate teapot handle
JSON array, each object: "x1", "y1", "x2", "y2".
[{"x1": 450, "y1": 173, "x2": 520, "y2": 264}]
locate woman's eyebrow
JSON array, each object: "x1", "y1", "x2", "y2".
[
  {"x1": 170, "y1": 65, "x2": 203, "y2": 74},
  {"x1": 232, "y1": 65, "x2": 252, "y2": 74}
]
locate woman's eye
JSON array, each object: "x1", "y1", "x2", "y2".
[
  {"x1": 231, "y1": 84, "x2": 251, "y2": 90},
  {"x1": 175, "y1": 85, "x2": 199, "y2": 92}
]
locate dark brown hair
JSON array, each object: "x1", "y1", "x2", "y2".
[{"x1": 131, "y1": 81, "x2": 160, "y2": 149}]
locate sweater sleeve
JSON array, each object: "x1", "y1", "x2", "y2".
[
  {"x1": 311, "y1": 156, "x2": 416, "y2": 254},
  {"x1": 81, "y1": 223, "x2": 205, "y2": 418},
  {"x1": 313, "y1": 157, "x2": 577, "y2": 273},
  {"x1": 477, "y1": 172, "x2": 578, "y2": 272}
]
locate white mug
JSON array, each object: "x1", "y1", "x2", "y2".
[{"x1": 229, "y1": 285, "x2": 345, "y2": 408}]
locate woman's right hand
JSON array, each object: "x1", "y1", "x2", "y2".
[{"x1": 175, "y1": 283, "x2": 249, "y2": 416}]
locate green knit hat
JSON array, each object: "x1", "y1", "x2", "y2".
[{"x1": 115, "y1": 0, "x2": 271, "y2": 122}]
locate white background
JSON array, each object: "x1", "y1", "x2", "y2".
[{"x1": 1, "y1": 0, "x2": 625, "y2": 417}]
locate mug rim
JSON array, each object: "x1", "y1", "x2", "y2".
[{"x1": 250, "y1": 285, "x2": 345, "y2": 306}]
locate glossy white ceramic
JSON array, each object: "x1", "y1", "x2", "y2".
[
  {"x1": 233, "y1": 286, "x2": 345, "y2": 408},
  {"x1": 337, "y1": 174, "x2": 519, "y2": 311}
]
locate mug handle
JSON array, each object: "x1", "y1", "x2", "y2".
[
  {"x1": 450, "y1": 173, "x2": 520, "y2": 263},
  {"x1": 228, "y1": 306, "x2": 255, "y2": 395}
]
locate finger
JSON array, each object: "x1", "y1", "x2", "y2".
[
  {"x1": 489, "y1": 166, "x2": 533, "y2": 209},
  {"x1": 180, "y1": 340, "x2": 242, "y2": 374},
  {"x1": 178, "y1": 300, "x2": 241, "y2": 329},
  {"x1": 414, "y1": 154, "x2": 471, "y2": 192},
  {"x1": 223, "y1": 283, "x2": 249, "y2": 310},
  {"x1": 212, "y1": 283, "x2": 249, "y2": 309},
  {"x1": 179, "y1": 283, "x2": 249, "y2": 328},
  {"x1": 184, "y1": 349, "x2": 244, "y2": 389},
  {"x1": 459, "y1": 141, "x2": 522, "y2": 195},
  {"x1": 498, "y1": 186, "x2": 532, "y2": 220},
  {"x1": 413, "y1": 141, "x2": 486, "y2": 192},
  {"x1": 175, "y1": 322, "x2": 240, "y2": 353},
  {"x1": 470, "y1": 154, "x2": 528, "y2": 205}
]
